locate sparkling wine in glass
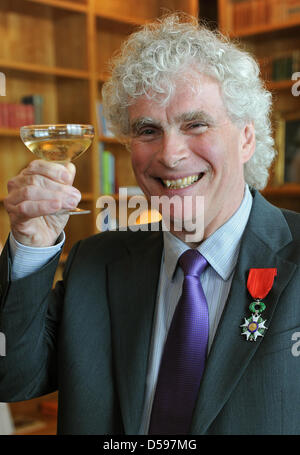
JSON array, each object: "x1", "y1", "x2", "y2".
[{"x1": 20, "y1": 124, "x2": 94, "y2": 215}]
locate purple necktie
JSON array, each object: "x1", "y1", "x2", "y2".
[{"x1": 148, "y1": 249, "x2": 209, "y2": 435}]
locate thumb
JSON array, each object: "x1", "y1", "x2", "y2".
[{"x1": 65, "y1": 162, "x2": 76, "y2": 184}]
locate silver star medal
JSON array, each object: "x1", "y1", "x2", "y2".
[{"x1": 241, "y1": 300, "x2": 268, "y2": 342}]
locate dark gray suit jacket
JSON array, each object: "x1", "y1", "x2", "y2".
[{"x1": 0, "y1": 190, "x2": 300, "y2": 435}]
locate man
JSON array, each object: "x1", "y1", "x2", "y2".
[{"x1": 0, "y1": 14, "x2": 300, "y2": 435}]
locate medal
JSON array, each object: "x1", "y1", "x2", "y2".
[{"x1": 240, "y1": 268, "x2": 277, "y2": 341}]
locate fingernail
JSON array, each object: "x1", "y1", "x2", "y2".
[{"x1": 65, "y1": 197, "x2": 78, "y2": 208}]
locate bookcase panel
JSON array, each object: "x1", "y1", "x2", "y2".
[
  {"x1": 94, "y1": 0, "x2": 159, "y2": 21},
  {"x1": 52, "y1": 0, "x2": 87, "y2": 4},
  {"x1": 0, "y1": 137, "x2": 32, "y2": 198},
  {"x1": 0, "y1": 0, "x2": 87, "y2": 71},
  {"x1": 95, "y1": 18, "x2": 136, "y2": 76},
  {"x1": 159, "y1": 0, "x2": 198, "y2": 14},
  {"x1": 272, "y1": 88, "x2": 300, "y2": 114},
  {"x1": 220, "y1": 0, "x2": 300, "y2": 36},
  {"x1": 56, "y1": 78, "x2": 90, "y2": 124},
  {"x1": 53, "y1": 9, "x2": 88, "y2": 70},
  {"x1": 0, "y1": 204, "x2": 11, "y2": 246},
  {"x1": 0, "y1": 0, "x2": 56, "y2": 67},
  {"x1": 2, "y1": 69, "x2": 58, "y2": 123},
  {"x1": 108, "y1": 144, "x2": 137, "y2": 190},
  {"x1": 246, "y1": 33, "x2": 300, "y2": 56},
  {"x1": 72, "y1": 147, "x2": 94, "y2": 194}
]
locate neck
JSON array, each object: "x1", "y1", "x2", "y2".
[{"x1": 168, "y1": 188, "x2": 246, "y2": 247}]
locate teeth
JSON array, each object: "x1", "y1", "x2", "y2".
[{"x1": 162, "y1": 174, "x2": 201, "y2": 189}]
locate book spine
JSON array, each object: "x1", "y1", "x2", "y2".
[
  {"x1": 102, "y1": 150, "x2": 110, "y2": 194},
  {"x1": 109, "y1": 152, "x2": 115, "y2": 194},
  {"x1": 21, "y1": 95, "x2": 44, "y2": 124}
]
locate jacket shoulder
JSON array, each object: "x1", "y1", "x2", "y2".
[
  {"x1": 281, "y1": 208, "x2": 300, "y2": 238},
  {"x1": 280, "y1": 208, "x2": 300, "y2": 265}
]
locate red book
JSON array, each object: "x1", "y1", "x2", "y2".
[
  {"x1": 1, "y1": 103, "x2": 9, "y2": 127},
  {"x1": 0, "y1": 104, "x2": 4, "y2": 127},
  {"x1": 26, "y1": 104, "x2": 35, "y2": 125},
  {"x1": 8, "y1": 103, "x2": 17, "y2": 128}
]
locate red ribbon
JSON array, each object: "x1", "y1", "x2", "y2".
[{"x1": 247, "y1": 268, "x2": 277, "y2": 300}]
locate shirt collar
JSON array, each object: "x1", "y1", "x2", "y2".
[{"x1": 163, "y1": 185, "x2": 253, "y2": 281}]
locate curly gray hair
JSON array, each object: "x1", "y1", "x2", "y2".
[{"x1": 102, "y1": 13, "x2": 275, "y2": 189}]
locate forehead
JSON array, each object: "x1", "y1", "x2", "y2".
[{"x1": 128, "y1": 72, "x2": 225, "y2": 123}]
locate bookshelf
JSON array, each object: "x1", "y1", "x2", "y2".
[
  {"x1": 218, "y1": 0, "x2": 300, "y2": 213},
  {"x1": 0, "y1": 0, "x2": 198, "y2": 435},
  {"x1": 0, "y1": 0, "x2": 198, "y2": 257}
]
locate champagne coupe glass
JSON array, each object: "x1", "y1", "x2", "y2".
[{"x1": 20, "y1": 124, "x2": 94, "y2": 215}]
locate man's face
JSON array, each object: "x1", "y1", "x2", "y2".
[{"x1": 128, "y1": 72, "x2": 255, "y2": 243}]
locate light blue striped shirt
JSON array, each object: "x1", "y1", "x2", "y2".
[
  {"x1": 9, "y1": 185, "x2": 252, "y2": 434},
  {"x1": 139, "y1": 185, "x2": 253, "y2": 433}
]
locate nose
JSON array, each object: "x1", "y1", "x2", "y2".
[{"x1": 157, "y1": 128, "x2": 189, "y2": 168}]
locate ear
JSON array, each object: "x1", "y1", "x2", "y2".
[{"x1": 240, "y1": 122, "x2": 255, "y2": 164}]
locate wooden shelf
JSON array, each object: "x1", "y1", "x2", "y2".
[
  {"x1": 0, "y1": 0, "x2": 199, "y2": 434},
  {"x1": 0, "y1": 127, "x2": 20, "y2": 137},
  {"x1": 97, "y1": 72, "x2": 109, "y2": 83},
  {"x1": 81, "y1": 192, "x2": 94, "y2": 201},
  {"x1": 0, "y1": 59, "x2": 89, "y2": 80},
  {"x1": 230, "y1": 20, "x2": 300, "y2": 39},
  {"x1": 25, "y1": 0, "x2": 88, "y2": 13},
  {"x1": 95, "y1": 11, "x2": 147, "y2": 26},
  {"x1": 262, "y1": 184, "x2": 300, "y2": 198},
  {"x1": 266, "y1": 80, "x2": 295, "y2": 91},
  {"x1": 99, "y1": 135, "x2": 119, "y2": 144}
]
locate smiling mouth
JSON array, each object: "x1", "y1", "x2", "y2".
[{"x1": 160, "y1": 173, "x2": 205, "y2": 189}]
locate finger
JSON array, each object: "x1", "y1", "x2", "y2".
[
  {"x1": 7, "y1": 193, "x2": 81, "y2": 222},
  {"x1": 8, "y1": 199, "x2": 65, "y2": 222},
  {"x1": 5, "y1": 185, "x2": 81, "y2": 208},
  {"x1": 22, "y1": 159, "x2": 76, "y2": 185},
  {"x1": 7, "y1": 172, "x2": 81, "y2": 196}
]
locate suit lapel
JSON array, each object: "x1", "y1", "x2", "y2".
[
  {"x1": 190, "y1": 192, "x2": 297, "y2": 434},
  {"x1": 107, "y1": 229, "x2": 163, "y2": 434}
]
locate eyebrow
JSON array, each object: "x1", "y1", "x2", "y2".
[
  {"x1": 174, "y1": 110, "x2": 216, "y2": 125},
  {"x1": 130, "y1": 110, "x2": 216, "y2": 135}
]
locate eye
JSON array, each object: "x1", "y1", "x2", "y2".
[
  {"x1": 140, "y1": 127, "x2": 156, "y2": 135},
  {"x1": 135, "y1": 125, "x2": 161, "y2": 141},
  {"x1": 185, "y1": 122, "x2": 208, "y2": 133}
]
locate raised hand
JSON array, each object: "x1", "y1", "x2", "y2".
[{"x1": 4, "y1": 160, "x2": 81, "y2": 247}]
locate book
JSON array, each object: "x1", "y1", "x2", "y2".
[
  {"x1": 99, "y1": 143, "x2": 115, "y2": 194},
  {"x1": 232, "y1": 0, "x2": 300, "y2": 31},
  {"x1": 96, "y1": 101, "x2": 114, "y2": 137},
  {"x1": 283, "y1": 0, "x2": 300, "y2": 22},
  {"x1": 0, "y1": 102, "x2": 34, "y2": 128},
  {"x1": 21, "y1": 94, "x2": 44, "y2": 124}
]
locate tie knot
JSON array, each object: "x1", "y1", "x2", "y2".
[{"x1": 179, "y1": 249, "x2": 208, "y2": 277}]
